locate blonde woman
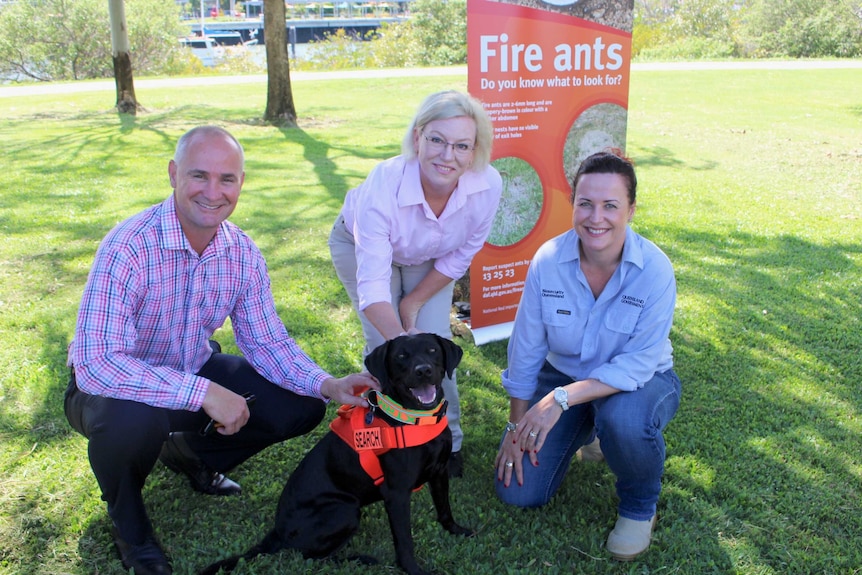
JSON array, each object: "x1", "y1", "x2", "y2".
[{"x1": 329, "y1": 90, "x2": 502, "y2": 477}]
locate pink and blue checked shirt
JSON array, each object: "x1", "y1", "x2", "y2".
[{"x1": 68, "y1": 197, "x2": 331, "y2": 411}]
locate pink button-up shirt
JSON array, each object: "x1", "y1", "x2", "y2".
[
  {"x1": 340, "y1": 156, "x2": 503, "y2": 310},
  {"x1": 68, "y1": 197, "x2": 331, "y2": 410}
]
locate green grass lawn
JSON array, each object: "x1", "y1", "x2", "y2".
[{"x1": 1, "y1": 65, "x2": 860, "y2": 574}]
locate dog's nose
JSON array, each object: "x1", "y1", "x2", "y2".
[{"x1": 414, "y1": 364, "x2": 433, "y2": 379}]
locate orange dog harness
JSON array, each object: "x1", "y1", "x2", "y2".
[{"x1": 329, "y1": 390, "x2": 448, "y2": 486}]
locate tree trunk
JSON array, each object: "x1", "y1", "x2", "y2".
[
  {"x1": 108, "y1": 0, "x2": 139, "y2": 115},
  {"x1": 263, "y1": 0, "x2": 297, "y2": 126}
]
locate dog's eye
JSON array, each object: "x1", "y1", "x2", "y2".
[
  {"x1": 428, "y1": 347, "x2": 437, "y2": 353},
  {"x1": 397, "y1": 353, "x2": 407, "y2": 360}
]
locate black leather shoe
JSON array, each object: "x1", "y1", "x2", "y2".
[
  {"x1": 112, "y1": 525, "x2": 172, "y2": 575},
  {"x1": 159, "y1": 432, "x2": 241, "y2": 496},
  {"x1": 448, "y1": 450, "x2": 464, "y2": 478}
]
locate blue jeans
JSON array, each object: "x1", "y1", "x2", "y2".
[{"x1": 495, "y1": 361, "x2": 681, "y2": 521}]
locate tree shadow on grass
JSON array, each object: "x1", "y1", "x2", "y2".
[
  {"x1": 237, "y1": 124, "x2": 399, "y2": 237},
  {"x1": 633, "y1": 144, "x2": 719, "y2": 172},
  {"x1": 657, "y1": 226, "x2": 862, "y2": 571}
]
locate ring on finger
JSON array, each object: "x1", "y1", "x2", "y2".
[
  {"x1": 529, "y1": 431, "x2": 538, "y2": 438},
  {"x1": 505, "y1": 461, "x2": 514, "y2": 468}
]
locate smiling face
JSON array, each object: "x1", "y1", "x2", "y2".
[
  {"x1": 572, "y1": 172, "x2": 636, "y2": 261},
  {"x1": 168, "y1": 130, "x2": 245, "y2": 254},
  {"x1": 364, "y1": 334, "x2": 463, "y2": 411},
  {"x1": 413, "y1": 116, "x2": 477, "y2": 199}
]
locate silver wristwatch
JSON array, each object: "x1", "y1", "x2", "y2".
[{"x1": 553, "y1": 387, "x2": 569, "y2": 411}]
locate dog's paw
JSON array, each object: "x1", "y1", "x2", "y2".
[
  {"x1": 346, "y1": 553, "x2": 380, "y2": 566},
  {"x1": 446, "y1": 523, "x2": 474, "y2": 537},
  {"x1": 398, "y1": 562, "x2": 433, "y2": 575}
]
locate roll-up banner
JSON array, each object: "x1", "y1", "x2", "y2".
[{"x1": 466, "y1": 0, "x2": 634, "y2": 345}]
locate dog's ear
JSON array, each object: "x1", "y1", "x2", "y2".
[
  {"x1": 364, "y1": 340, "x2": 391, "y2": 386},
  {"x1": 435, "y1": 335, "x2": 463, "y2": 380}
]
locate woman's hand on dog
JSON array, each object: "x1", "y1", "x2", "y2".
[
  {"x1": 201, "y1": 382, "x2": 251, "y2": 435},
  {"x1": 321, "y1": 372, "x2": 380, "y2": 407}
]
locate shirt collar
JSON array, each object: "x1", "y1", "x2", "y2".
[
  {"x1": 157, "y1": 196, "x2": 235, "y2": 255},
  {"x1": 560, "y1": 227, "x2": 644, "y2": 269},
  {"x1": 398, "y1": 158, "x2": 491, "y2": 212}
]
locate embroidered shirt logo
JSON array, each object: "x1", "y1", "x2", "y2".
[{"x1": 621, "y1": 295, "x2": 645, "y2": 308}]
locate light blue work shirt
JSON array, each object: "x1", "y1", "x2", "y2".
[{"x1": 503, "y1": 227, "x2": 676, "y2": 399}]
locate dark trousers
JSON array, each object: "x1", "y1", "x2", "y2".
[{"x1": 64, "y1": 352, "x2": 326, "y2": 544}]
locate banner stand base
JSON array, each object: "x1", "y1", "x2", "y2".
[{"x1": 467, "y1": 321, "x2": 514, "y2": 346}]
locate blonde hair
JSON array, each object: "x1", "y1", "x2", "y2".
[{"x1": 401, "y1": 90, "x2": 493, "y2": 171}]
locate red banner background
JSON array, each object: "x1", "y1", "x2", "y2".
[{"x1": 467, "y1": 0, "x2": 632, "y2": 343}]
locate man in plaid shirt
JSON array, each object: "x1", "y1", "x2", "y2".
[{"x1": 64, "y1": 126, "x2": 377, "y2": 575}]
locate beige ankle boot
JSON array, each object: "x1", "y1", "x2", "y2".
[
  {"x1": 576, "y1": 437, "x2": 604, "y2": 462},
  {"x1": 606, "y1": 515, "x2": 656, "y2": 561}
]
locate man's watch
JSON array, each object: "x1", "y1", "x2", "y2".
[
  {"x1": 553, "y1": 387, "x2": 569, "y2": 411},
  {"x1": 505, "y1": 421, "x2": 518, "y2": 433}
]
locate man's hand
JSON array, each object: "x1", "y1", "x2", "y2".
[
  {"x1": 200, "y1": 382, "x2": 250, "y2": 435},
  {"x1": 320, "y1": 372, "x2": 380, "y2": 407}
]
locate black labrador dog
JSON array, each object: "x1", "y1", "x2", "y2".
[{"x1": 199, "y1": 334, "x2": 473, "y2": 575}]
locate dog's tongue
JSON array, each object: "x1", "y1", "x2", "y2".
[{"x1": 411, "y1": 384, "x2": 437, "y2": 405}]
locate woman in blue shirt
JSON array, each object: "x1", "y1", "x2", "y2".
[{"x1": 494, "y1": 150, "x2": 681, "y2": 561}]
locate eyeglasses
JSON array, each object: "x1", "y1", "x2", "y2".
[{"x1": 421, "y1": 132, "x2": 475, "y2": 157}]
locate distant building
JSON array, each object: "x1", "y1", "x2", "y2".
[{"x1": 177, "y1": 0, "x2": 413, "y2": 20}]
